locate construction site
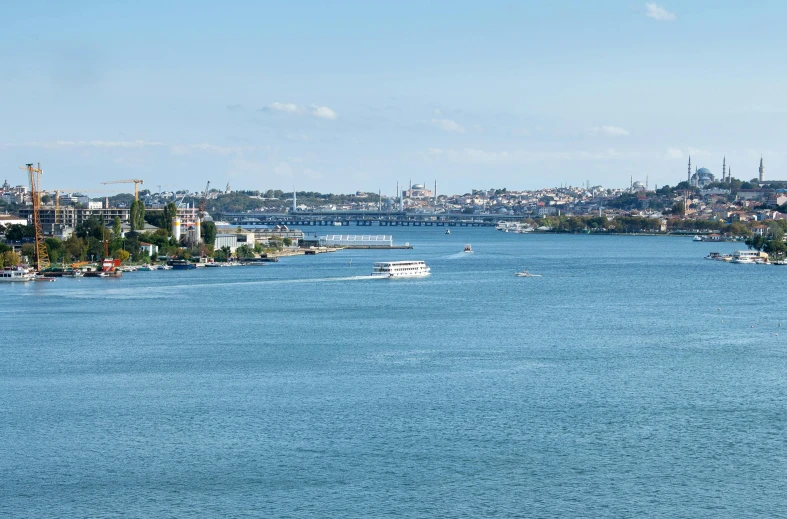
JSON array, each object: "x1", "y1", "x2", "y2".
[{"x1": 2, "y1": 162, "x2": 213, "y2": 274}]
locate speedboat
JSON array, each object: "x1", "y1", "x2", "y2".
[
  {"x1": 445, "y1": 229, "x2": 451, "y2": 235},
  {"x1": 463, "y1": 244, "x2": 473, "y2": 253},
  {"x1": 515, "y1": 270, "x2": 541, "y2": 277}
]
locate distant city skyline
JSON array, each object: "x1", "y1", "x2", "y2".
[{"x1": 2, "y1": 1, "x2": 786, "y2": 194}]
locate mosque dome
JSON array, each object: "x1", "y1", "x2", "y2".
[
  {"x1": 412, "y1": 184, "x2": 424, "y2": 189},
  {"x1": 697, "y1": 168, "x2": 713, "y2": 177}
]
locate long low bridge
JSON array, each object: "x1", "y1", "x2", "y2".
[{"x1": 222, "y1": 211, "x2": 523, "y2": 227}]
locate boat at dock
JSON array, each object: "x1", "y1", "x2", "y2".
[
  {"x1": 168, "y1": 259, "x2": 196, "y2": 270},
  {"x1": 371, "y1": 260, "x2": 431, "y2": 278},
  {"x1": 705, "y1": 252, "x2": 733, "y2": 262},
  {"x1": 0, "y1": 267, "x2": 33, "y2": 282},
  {"x1": 731, "y1": 250, "x2": 768, "y2": 264}
]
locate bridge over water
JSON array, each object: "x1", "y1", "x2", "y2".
[{"x1": 222, "y1": 211, "x2": 524, "y2": 227}]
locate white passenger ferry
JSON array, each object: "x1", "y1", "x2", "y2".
[
  {"x1": 371, "y1": 260, "x2": 431, "y2": 278},
  {"x1": 0, "y1": 267, "x2": 33, "y2": 282},
  {"x1": 731, "y1": 250, "x2": 768, "y2": 264}
]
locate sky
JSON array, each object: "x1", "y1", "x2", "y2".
[{"x1": 2, "y1": 0, "x2": 787, "y2": 196}]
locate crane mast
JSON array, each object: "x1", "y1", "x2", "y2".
[{"x1": 21, "y1": 163, "x2": 50, "y2": 271}]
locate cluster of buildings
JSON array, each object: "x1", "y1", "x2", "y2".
[{"x1": 4, "y1": 156, "x2": 787, "y2": 248}]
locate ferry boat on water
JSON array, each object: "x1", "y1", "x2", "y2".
[
  {"x1": 731, "y1": 250, "x2": 768, "y2": 264},
  {"x1": 0, "y1": 267, "x2": 33, "y2": 282},
  {"x1": 371, "y1": 260, "x2": 431, "y2": 278}
]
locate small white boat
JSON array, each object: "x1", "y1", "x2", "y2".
[
  {"x1": 463, "y1": 244, "x2": 473, "y2": 253},
  {"x1": 515, "y1": 270, "x2": 541, "y2": 277},
  {"x1": 693, "y1": 235, "x2": 703, "y2": 242},
  {"x1": 137, "y1": 264, "x2": 155, "y2": 271},
  {"x1": 445, "y1": 229, "x2": 451, "y2": 235}
]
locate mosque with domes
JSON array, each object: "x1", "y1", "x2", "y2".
[{"x1": 686, "y1": 156, "x2": 768, "y2": 187}]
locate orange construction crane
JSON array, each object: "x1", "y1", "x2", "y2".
[
  {"x1": 20, "y1": 162, "x2": 49, "y2": 271},
  {"x1": 101, "y1": 179, "x2": 145, "y2": 200}
]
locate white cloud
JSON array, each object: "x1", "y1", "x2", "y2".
[
  {"x1": 261, "y1": 102, "x2": 338, "y2": 120},
  {"x1": 267, "y1": 102, "x2": 300, "y2": 114},
  {"x1": 589, "y1": 125, "x2": 630, "y2": 137},
  {"x1": 645, "y1": 3, "x2": 676, "y2": 21},
  {"x1": 431, "y1": 118, "x2": 466, "y2": 134},
  {"x1": 310, "y1": 105, "x2": 338, "y2": 120}
]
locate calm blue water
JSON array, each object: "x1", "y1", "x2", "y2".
[{"x1": 3, "y1": 229, "x2": 787, "y2": 517}]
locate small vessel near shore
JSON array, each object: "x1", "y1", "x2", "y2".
[
  {"x1": 0, "y1": 267, "x2": 33, "y2": 282},
  {"x1": 371, "y1": 260, "x2": 431, "y2": 278},
  {"x1": 169, "y1": 259, "x2": 197, "y2": 270},
  {"x1": 731, "y1": 250, "x2": 768, "y2": 264},
  {"x1": 463, "y1": 244, "x2": 473, "y2": 253},
  {"x1": 445, "y1": 229, "x2": 451, "y2": 235},
  {"x1": 705, "y1": 252, "x2": 733, "y2": 262},
  {"x1": 693, "y1": 235, "x2": 703, "y2": 242}
]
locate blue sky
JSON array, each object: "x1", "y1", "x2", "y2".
[{"x1": 2, "y1": 1, "x2": 786, "y2": 195}]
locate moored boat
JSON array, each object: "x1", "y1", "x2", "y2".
[{"x1": 0, "y1": 267, "x2": 33, "y2": 282}]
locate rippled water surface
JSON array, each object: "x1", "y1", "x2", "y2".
[{"x1": 3, "y1": 230, "x2": 787, "y2": 517}]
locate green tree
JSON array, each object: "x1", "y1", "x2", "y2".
[
  {"x1": 63, "y1": 235, "x2": 87, "y2": 262},
  {"x1": 5, "y1": 224, "x2": 35, "y2": 241},
  {"x1": 115, "y1": 249, "x2": 131, "y2": 262},
  {"x1": 45, "y1": 238, "x2": 64, "y2": 264},
  {"x1": 75, "y1": 217, "x2": 105, "y2": 240},
  {"x1": 164, "y1": 202, "x2": 178, "y2": 236},
  {"x1": 1, "y1": 250, "x2": 21, "y2": 268},
  {"x1": 20, "y1": 243, "x2": 36, "y2": 262},
  {"x1": 129, "y1": 200, "x2": 146, "y2": 231},
  {"x1": 725, "y1": 222, "x2": 750, "y2": 237},
  {"x1": 282, "y1": 237, "x2": 293, "y2": 247},
  {"x1": 112, "y1": 216, "x2": 122, "y2": 239},
  {"x1": 201, "y1": 221, "x2": 217, "y2": 246},
  {"x1": 235, "y1": 244, "x2": 254, "y2": 259}
]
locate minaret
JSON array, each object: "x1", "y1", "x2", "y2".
[
  {"x1": 722, "y1": 156, "x2": 726, "y2": 183},
  {"x1": 687, "y1": 156, "x2": 691, "y2": 185},
  {"x1": 728, "y1": 167, "x2": 731, "y2": 183},
  {"x1": 759, "y1": 156, "x2": 764, "y2": 183}
]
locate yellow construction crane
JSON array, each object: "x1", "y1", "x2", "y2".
[
  {"x1": 101, "y1": 179, "x2": 145, "y2": 200},
  {"x1": 20, "y1": 163, "x2": 49, "y2": 271}
]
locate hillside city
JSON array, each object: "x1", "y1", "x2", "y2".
[{"x1": 3, "y1": 156, "x2": 787, "y2": 268}]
